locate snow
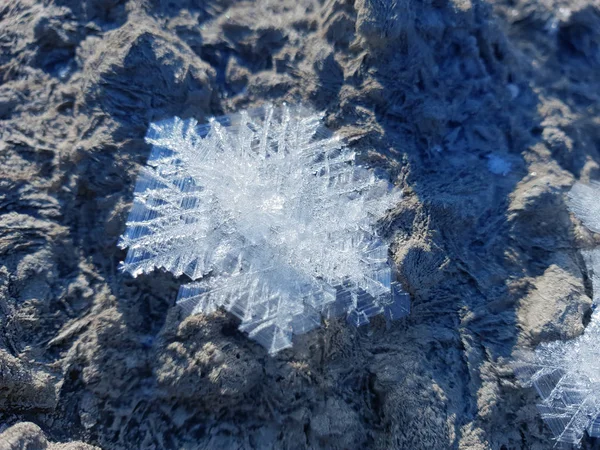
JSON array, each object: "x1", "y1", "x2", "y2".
[{"x1": 119, "y1": 104, "x2": 409, "y2": 353}]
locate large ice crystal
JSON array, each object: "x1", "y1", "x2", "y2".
[
  {"x1": 514, "y1": 181, "x2": 600, "y2": 446},
  {"x1": 119, "y1": 104, "x2": 409, "y2": 353}
]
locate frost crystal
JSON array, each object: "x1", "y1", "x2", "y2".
[
  {"x1": 514, "y1": 181, "x2": 600, "y2": 446},
  {"x1": 119, "y1": 104, "x2": 409, "y2": 353},
  {"x1": 568, "y1": 181, "x2": 600, "y2": 234},
  {"x1": 486, "y1": 154, "x2": 511, "y2": 176}
]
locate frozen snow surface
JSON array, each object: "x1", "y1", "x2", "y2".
[
  {"x1": 119, "y1": 104, "x2": 408, "y2": 353},
  {"x1": 515, "y1": 182, "x2": 600, "y2": 446}
]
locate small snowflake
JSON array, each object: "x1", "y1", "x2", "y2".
[
  {"x1": 514, "y1": 181, "x2": 600, "y2": 445},
  {"x1": 119, "y1": 104, "x2": 408, "y2": 353}
]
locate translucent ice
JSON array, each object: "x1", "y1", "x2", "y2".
[
  {"x1": 514, "y1": 181, "x2": 600, "y2": 446},
  {"x1": 119, "y1": 104, "x2": 408, "y2": 353},
  {"x1": 486, "y1": 154, "x2": 511, "y2": 176}
]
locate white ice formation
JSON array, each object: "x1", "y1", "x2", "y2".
[
  {"x1": 118, "y1": 104, "x2": 409, "y2": 354},
  {"x1": 514, "y1": 181, "x2": 600, "y2": 446}
]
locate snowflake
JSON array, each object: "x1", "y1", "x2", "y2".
[
  {"x1": 119, "y1": 104, "x2": 409, "y2": 353},
  {"x1": 514, "y1": 181, "x2": 600, "y2": 446}
]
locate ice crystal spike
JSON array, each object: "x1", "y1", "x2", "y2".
[
  {"x1": 514, "y1": 181, "x2": 600, "y2": 446},
  {"x1": 568, "y1": 181, "x2": 600, "y2": 233},
  {"x1": 119, "y1": 104, "x2": 408, "y2": 354}
]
